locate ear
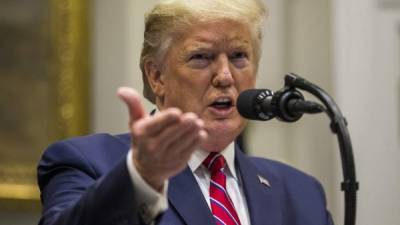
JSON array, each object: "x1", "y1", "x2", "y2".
[{"x1": 144, "y1": 59, "x2": 165, "y2": 98}]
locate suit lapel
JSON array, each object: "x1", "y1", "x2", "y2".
[
  {"x1": 235, "y1": 146, "x2": 283, "y2": 225},
  {"x1": 168, "y1": 167, "x2": 215, "y2": 225}
]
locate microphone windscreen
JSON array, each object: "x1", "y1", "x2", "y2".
[{"x1": 237, "y1": 89, "x2": 264, "y2": 120}]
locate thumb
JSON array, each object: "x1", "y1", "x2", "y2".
[{"x1": 117, "y1": 87, "x2": 146, "y2": 125}]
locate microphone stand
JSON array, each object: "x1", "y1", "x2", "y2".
[{"x1": 283, "y1": 73, "x2": 359, "y2": 225}]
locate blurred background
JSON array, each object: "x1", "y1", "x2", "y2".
[{"x1": 0, "y1": 0, "x2": 399, "y2": 224}]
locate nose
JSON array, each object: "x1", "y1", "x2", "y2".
[{"x1": 212, "y1": 54, "x2": 234, "y2": 88}]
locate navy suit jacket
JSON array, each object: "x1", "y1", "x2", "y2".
[{"x1": 38, "y1": 133, "x2": 334, "y2": 225}]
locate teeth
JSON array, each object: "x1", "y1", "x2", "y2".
[{"x1": 216, "y1": 98, "x2": 231, "y2": 103}]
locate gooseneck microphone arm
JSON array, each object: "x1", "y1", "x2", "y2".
[
  {"x1": 283, "y1": 73, "x2": 359, "y2": 225},
  {"x1": 237, "y1": 73, "x2": 359, "y2": 225}
]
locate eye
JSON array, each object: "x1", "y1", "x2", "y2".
[
  {"x1": 188, "y1": 53, "x2": 214, "y2": 68},
  {"x1": 230, "y1": 51, "x2": 248, "y2": 59},
  {"x1": 229, "y1": 51, "x2": 249, "y2": 68},
  {"x1": 189, "y1": 53, "x2": 212, "y2": 61}
]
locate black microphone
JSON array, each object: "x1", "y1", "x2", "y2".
[{"x1": 237, "y1": 89, "x2": 324, "y2": 122}]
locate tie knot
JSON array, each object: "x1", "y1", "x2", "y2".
[{"x1": 203, "y1": 152, "x2": 225, "y2": 174}]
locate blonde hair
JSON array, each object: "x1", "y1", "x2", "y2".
[{"x1": 140, "y1": 0, "x2": 268, "y2": 103}]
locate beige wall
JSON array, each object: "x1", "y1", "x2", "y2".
[
  {"x1": 92, "y1": 0, "x2": 157, "y2": 134},
  {"x1": 333, "y1": 0, "x2": 400, "y2": 224}
]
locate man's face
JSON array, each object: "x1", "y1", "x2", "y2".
[{"x1": 155, "y1": 20, "x2": 257, "y2": 151}]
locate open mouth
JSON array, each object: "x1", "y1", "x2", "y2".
[{"x1": 209, "y1": 97, "x2": 233, "y2": 110}]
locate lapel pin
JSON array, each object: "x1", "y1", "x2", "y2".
[{"x1": 257, "y1": 174, "x2": 271, "y2": 188}]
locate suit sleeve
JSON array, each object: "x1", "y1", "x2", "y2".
[
  {"x1": 314, "y1": 178, "x2": 335, "y2": 225},
  {"x1": 37, "y1": 140, "x2": 143, "y2": 225}
]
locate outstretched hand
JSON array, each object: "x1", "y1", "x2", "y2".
[{"x1": 117, "y1": 87, "x2": 208, "y2": 192}]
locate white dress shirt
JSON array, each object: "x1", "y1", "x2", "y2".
[{"x1": 126, "y1": 142, "x2": 250, "y2": 224}]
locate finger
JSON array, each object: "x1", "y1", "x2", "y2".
[
  {"x1": 149, "y1": 126, "x2": 203, "y2": 171},
  {"x1": 166, "y1": 124, "x2": 207, "y2": 159},
  {"x1": 117, "y1": 87, "x2": 146, "y2": 125},
  {"x1": 151, "y1": 113, "x2": 202, "y2": 150},
  {"x1": 134, "y1": 108, "x2": 182, "y2": 137},
  {"x1": 173, "y1": 116, "x2": 208, "y2": 154},
  {"x1": 162, "y1": 114, "x2": 205, "y2": 151},
  {"x1": 198, "y1": 130, "x2": 208, "y2": 143}
]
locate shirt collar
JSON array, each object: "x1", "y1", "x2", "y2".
[{"x1": 188, "y1": 142, "x2": 237, "y2": 180}]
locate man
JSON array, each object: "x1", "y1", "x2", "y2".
[{"x1": 38, "y1": 0, "x2": 334, "y2": 224}]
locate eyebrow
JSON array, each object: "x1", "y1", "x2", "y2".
[
  {"x1": 227, "y1": 38, "x2": 252, "y2": 49},
  {"x1": 182, "y1": 41, "x2": 214, "y2": 53},
  {"x1": 183, "y1": 39, "x2": 251, "y2": 52}
]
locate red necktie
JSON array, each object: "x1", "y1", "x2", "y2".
[{"x1": 203, "y1": 153, "x2": 241, "y2": 225}]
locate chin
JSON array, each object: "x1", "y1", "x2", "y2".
[
  {"x1": 202, "y1": 119, "x2": 244, "y2": 150},
  {"x1": 200, "y1": 140, "x2": 230, "y2": 153}
]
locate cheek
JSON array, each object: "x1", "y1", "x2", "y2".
[
  {"x1": 174, "y1": 71, "x2": 211, "y2": 94},
  {"x1": 164, "y1": 76, "x2": 209, "y2": 110},
  {"x1": 237, "y1": 71, "x2": 256, "y2": 90}
]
